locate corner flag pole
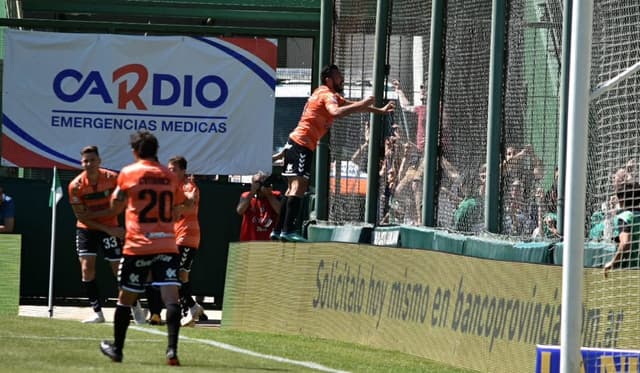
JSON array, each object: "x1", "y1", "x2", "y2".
[{"x1": 48, "y1": 166, "x2": 62, "y2": 318}]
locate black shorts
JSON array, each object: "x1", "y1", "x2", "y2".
[
  {"x1": 178, "y1": 245, "x2": 198, "y2": 272},
  {"x1": 118, "y1": 253, "x2": 181, "y2": 293},
  {"x1": 76, "y1": 228, "x2": 122, "y2": 262},
  {"x1": 281, "y1": 139, "x2": 313, "y2": 179}
]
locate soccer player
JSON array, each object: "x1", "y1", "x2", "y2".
[
  {"x1": 69, "y1": 145, "x2": 146, "y2": 324},
  {"x1": 275, "y1": 64, "x2": 395, "y2": 241},
  {"x1": 100, "y1": 131, "x2": 186, "y2": 365},
  {"x1": 167, "y1": 156, "x2": 206, "y2": 327}
]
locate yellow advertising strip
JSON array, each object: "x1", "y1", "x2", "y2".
[{"x1": 223, "y1": 242, "x2": 640, "y2": 373}]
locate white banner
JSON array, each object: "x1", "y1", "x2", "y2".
[{"x1": 2, "y1": 29, "x2": 277, "y2": 175}]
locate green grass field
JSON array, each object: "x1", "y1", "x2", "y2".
[
  {"x1": 1, "y1": 235, "x2": 478, "y2": 372},
  {"x1": 1, "y1": 316, "x2": 479, "y2": 372}
]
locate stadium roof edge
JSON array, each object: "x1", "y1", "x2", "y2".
[{"x1": 16, "y1": 0, "x2": 320, "y2": 36}]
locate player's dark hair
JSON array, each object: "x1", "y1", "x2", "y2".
[
  {"x1": 130, "y1": 131, "x2": 158, "y2": 159},
  {"x1": 168, "y1": 156, "x2": 187, "y2": 170},
  {"x1": 617, "y1": 181, "x2": 640, "y2": 208},
  {"x1": 81, "y1": 145, "x2": 99, "y2": 157},
  {"x1": 320, "y1": 64, "x2": 340, "y2": 84}
]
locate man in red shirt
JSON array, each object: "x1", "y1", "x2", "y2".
[
  {"x1": 236, "y1": 172, "x2": 282, "y2": 241},
  {"x1": 275, "y1": 64, "x2": 394, "y2": 241},
  {"x1": 100, "y1": 131, "x2": 186, "y2": 366}
]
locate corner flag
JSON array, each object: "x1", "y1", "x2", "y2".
[
  {"x1": 48, "y1": 166, "x2": 63, "y2": 317},
  {"x1": 49, "y1": 167, "x2": 63, "y2": 207}
]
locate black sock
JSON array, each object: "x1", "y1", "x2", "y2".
[
  {"x1": 165, "y1": 303, "x2": 181, "y2": 351},
  {"x1": 273, "y1": 196, "x2": 288, "y2": 233},
  {"x1": 82, "y1": 280, "x2": 101, "y2": 313},
  {"x1": 283, "y1": 196, "x2": 301, "y2": 234},
  {"x1": 179, "y1": 282, "x2": 196, "y2": 309},
  {"x1": 145, "y1": 285, "x2": 164, "y2": 315},
  {"x1": 113, "y1": 304, "x2": 131, "y2": 352}
]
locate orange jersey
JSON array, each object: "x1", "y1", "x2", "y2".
[
  {"x1": 115, "y1": 160, "x2": 185, "y2": 256},
  {"x1": 68, "y1": 168, "x2": 119, "y2": 229},
  {"x1": 174, "y1": 179, "x2": 200, "y2": 248},
  {"x1": 289, "y1": 85, "x2": 346, "y2": 151}
]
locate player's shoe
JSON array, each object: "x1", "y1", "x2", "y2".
[
  {"x1": 83, "y1": 311, "x2": 105, "y2": 324},
  {"x1": 147, "y1": 313, "x2": 164, "y2": 325},
  {"x1": 180, "y1": 303, "x2": 204, "y2": 327},
  {"x1": 199, "y1": 310, "x2": 209, "y2": 321},
  {"x1": 131, "y1": 301, "x2": 148, "y2": 325},
  {"x1": 280, "y1": 232, "x2": 308, "y2": 242},
  {"x1": 269, "y1": 231, "x2": 281, "y2": 240},
  {"x1": 100, "y1": 340, "x2": 123, "y2": 363},
  {"x1": 166, "y1": 347, "x2": 180, "y2": 366}
]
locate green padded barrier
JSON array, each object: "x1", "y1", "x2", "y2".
[
  {"x1": 432, "y1": 231, "x2": 466, "y2": 254},
  {"x1": 307, "y1": 224, "x2": 335, "y2": 242},
  {"x1": 399, "y1": 226, "x2": 436, "y2": 249},
  {"x1": 553, "y1": 241, "x2": 616, "y2": 267},
  {"x1": 463, "y1": 235, "x2": 517, "y2": 261},
  {"x1": 511, "y1": 241, "x2": 554, "y2": 264}
]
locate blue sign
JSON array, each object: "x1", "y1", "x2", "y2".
[{"x1": 536, "y1": 345, "x2": 640, "y2": 373}]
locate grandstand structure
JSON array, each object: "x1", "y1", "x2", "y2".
[{"x1": 1, "y1": 0, "x2": 640, "y2": 372}]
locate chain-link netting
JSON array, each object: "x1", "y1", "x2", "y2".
[
  {"x1": 588, "y1": 1, "x2": 640, "y2": 238},
  {"x1": 330, "y1": 0, "x2": 379, "y2": 223},
  {"x1": 328, "y1": 0, "x2": 640, "y2": 239},
  {"x1": 437, "y1": 0, "x2": 492, "y2": 232},
  {"x1": 330, "y1": 0, "x2": 430, "y2": 225},
  {"x1": 583, "y1": 0, "x2": 640, "y2": 356},
  {"x1": 499, "y1": 0, "x2": 562, "y2": 239},
  {"x1": 382, "y1": 0, "x2": 431, "y2": 225}
]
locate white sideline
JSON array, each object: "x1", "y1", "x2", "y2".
[{"x1": 131, "y1": 326, "x2": 350, "y2": 373}]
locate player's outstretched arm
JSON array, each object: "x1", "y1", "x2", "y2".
[{"x1": 330, "y1": 96, "x2": 393, "y2": 118}]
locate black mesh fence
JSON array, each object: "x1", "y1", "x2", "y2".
[
  {"x1": 327, "y1": 0, "x2": 640, "y2": 245},
  {"x1": 437, "y1": 0, "x2": 492, "y2": 232},
  {"x1": 330, "y1": 0, "x2": 431, "y2": 225}
]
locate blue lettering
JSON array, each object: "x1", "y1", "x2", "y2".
[
  {"x1": 53, "y1": 69, "x2": 113, "y2": 104},
  {"x1": 152, "y1": 74, "x2": 181, "y2": 106},
  {"x1": 183, "y1": 75, "x2": 193, "y2": 107},
  {"x1": 54, "y1": 67, "x2": 229, "y2": 109},
  {"x1": 196, "y1": 75, "x2": 228, "y2": 108}
]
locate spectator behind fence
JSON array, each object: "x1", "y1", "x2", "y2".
[
  {"x1": 453, "y1": 168, "x2": 484, "y2": 233},
  {"x1": 604, "y1": 181, "x2": 640, "y2": 278},
  {"x1": 237, "y1": 172, "x2": 282, "y2": 241},
  {"x1": 0, "y1": 186, "x2": 15, "y2": 233},
  {"x1": 503, "y1": 178, "x2": 537, "y2": 236},
  {"x1": 591, "y1": 163, "x2": 635, "y2": 241},
  {"x1": 391, "y1": 79, "x2": 426, "y2": 154}
]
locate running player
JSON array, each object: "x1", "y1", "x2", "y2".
[{"x1": 99, "y1": 131, "x2": 187, "y2": 365}]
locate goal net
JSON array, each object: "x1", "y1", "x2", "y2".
[{"x1": 581, "y1": 0, "x2": 640, "y2": 362}]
